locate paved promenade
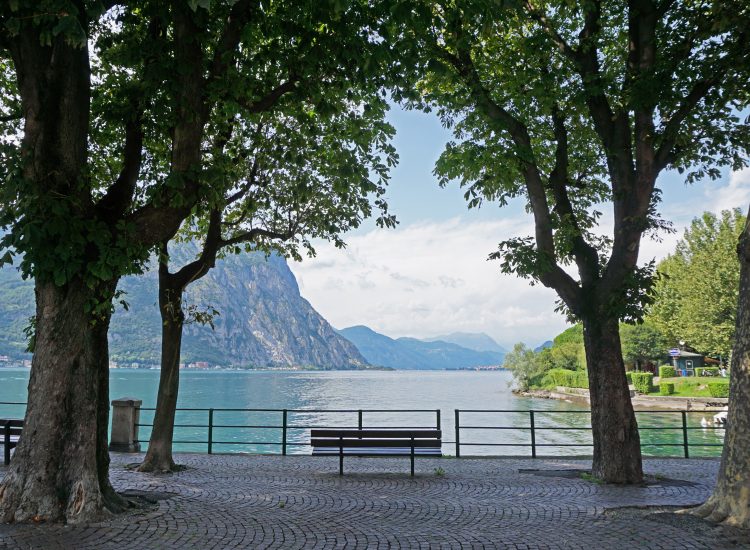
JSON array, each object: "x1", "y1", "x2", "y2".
[{"x1": 0, "y1": 454, "x2": 747, "y2": 549}]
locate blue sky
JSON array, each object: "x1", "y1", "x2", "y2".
[{"x1": 290, "y1": 105, "x2": 749, "y2": 349}]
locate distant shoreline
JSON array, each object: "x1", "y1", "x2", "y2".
[{"x1": 514, "y1": 387, "x2": 728, "y2": 411}]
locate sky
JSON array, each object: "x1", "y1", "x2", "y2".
[{"x1": 289, "y1": 105, "x2": 750, "y2": 349}]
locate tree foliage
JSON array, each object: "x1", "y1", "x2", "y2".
[{"x1": 648, "y1": 209, "x2": 745, "y2": 357}]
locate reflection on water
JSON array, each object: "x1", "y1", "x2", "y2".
[{"x1": 0, "y1": 368, "x2": 724, "y2": 457}]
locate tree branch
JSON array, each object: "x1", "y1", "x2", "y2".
[
  {"x1": 548, "y1": 106, "x2": 600, "y2": 285},
  {"x1": 96, "y1": 108, "x2": 143, "y2": 218},
  {"x1": 238, "y1": 79, "x2": 298, "y2": 114},
  {"x1": 435, "y1": 22, "x2": 581, "y2": 307}
]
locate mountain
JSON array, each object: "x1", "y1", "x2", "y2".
[
  {"x1": 424, "y1": 332, "x2": 507, "y2": 353},
  {"x1": 0, "y1": 250, "x2": 367, "y2": 369},
  {"x1": 338, "y1": 326, "x2": 505, "y2": 370},
  {"x1": 534, "y1": 341, "x2": 553, "y2": 352}
]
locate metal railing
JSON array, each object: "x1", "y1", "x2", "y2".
[
  {"x1": 0, "y1": 402, "x2": 726, "y2": 458},
  {"x1": 135, "y1": 408, "x2": 442, "y2": 455},
  {"x1": 454, "y1": 409, "x2": 725, "y2": 458}
]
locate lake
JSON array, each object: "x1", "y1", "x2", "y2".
[{"x1": 0, "y1": 368, "x2": 724, "y2": 457}]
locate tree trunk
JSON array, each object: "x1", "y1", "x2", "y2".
[
  {"x1": 0, "y1": 278, "x2": 124, "y2": 524},
  {"x1": 138, "y1": 271, "x2": 186, "y2": 472},
  {"x1": 688, "y1": 212, "x2": 750, "y2": 527},
  {"x1": 583, "y1": 315, "x2": 643, "y2": 483}
]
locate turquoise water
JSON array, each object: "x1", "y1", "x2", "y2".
[{"x1": 0, "y1": 368, "x2": 724, "y2": 457}]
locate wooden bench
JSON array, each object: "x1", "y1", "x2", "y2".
[
  {"x1": 2, "y1": 419, "x2": 22, "y2": 466},
  {"x1": 311, "y1": 428, "x2": 442, "y2": 476}
]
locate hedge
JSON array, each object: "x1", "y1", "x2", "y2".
[
  {"x1": 659, "y1": 382, "x2": 674, "y2": 396},
  {"x1": 658, "y1": 365, "x2": 676, "y2": 378},
  {"x1": 625, "y1": 371, "x2": 633, "y2": 384},
  {"x1": 708, "y1": 382, "x2": 729, "y2": 398},
  {"x1": 547, "y1": 368, "x2": 576, "y2": 387},
  {"x1": 569, "y1": 371, "x2": 589, "y2": 389},
  {"x1": 631, "y1": 372, "x2": 654, "y2": 394}
]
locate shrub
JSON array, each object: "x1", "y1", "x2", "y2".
[
  {"x1": 625, "y1": 371, "x2": 633, "y2": 384},
  {"x1": 546, "y1": 368, "x2": 575, "y2": 387},
  {"x1": 698, "y1": 367, "x2": 720, "y2": 377},
  {"x1": 569, "y1": 371, "x2": 589, "y2": 389},
  {"x1": 658, "y1": 365, "x2": 676, "y2": 379},
  {"x1": 708, "y1": 382, "x2": 730, "y2": 398},
  {"x1": 659, "y1": 383, "x2": 674, "y2": 396},
  {"x1": 631, "y1": 372, "x2": 654, "y2": 394}
]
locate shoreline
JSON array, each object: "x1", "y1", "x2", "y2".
[{"x1": 515, "y1": 387, "x2": 728, "y2": 411}]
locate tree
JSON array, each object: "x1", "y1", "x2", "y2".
[
  {"x1": 0, "y1": 0, "x2": 391, "y2": 523},
  {"x1": 387, "y1": 1, "x2": 749, "y2": 482},
  {"x1": 503, "y1": 343, "x2": 542, "y2": 391},
  {"x1": 688, "y1": 207, "x2": 750, "y2": 527},
  {"x1": 649, "y1": 209, "x2": 745, "y2": 358},
  {"x1": 140, "y1": 105, "x2": 395, "y2": 473},
  {"x1": 620, "y1": 322, "x2": 668, "y2": 370}
]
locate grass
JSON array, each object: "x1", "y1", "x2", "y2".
[
  {"x1": 580, "y1": 472, "x2": 604, "y2": 484},
  {"x1": 651, "y1": 376, "x2": 729, "y2": 397}
]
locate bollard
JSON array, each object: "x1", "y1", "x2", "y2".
[{"x1": 109, "y1": 397, "x2": 142, "y2": 452}]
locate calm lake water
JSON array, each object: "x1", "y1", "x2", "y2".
[{"x1": 0, "y1": 368, "x2": 724, "y2": 457}]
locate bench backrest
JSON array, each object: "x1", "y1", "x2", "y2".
[{"x1": 311, "y1": 429, "x2": 441, "y2": 448}]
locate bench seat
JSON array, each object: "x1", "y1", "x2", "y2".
[
  {"x1": 311, "y1": 428, "x2": 442, "y2": 476},
  {"x1": 2, "y1": 419, "x2": 23, "y2": 466}
]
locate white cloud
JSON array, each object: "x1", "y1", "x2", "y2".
[
  {"x1": 291, "y1": 217, "x2": 567, "y2": 348},
  {"x1": 290, "y1": 169, "x2": 750, "y2": 349}
]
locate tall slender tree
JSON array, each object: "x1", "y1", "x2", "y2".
[
  {"x1": 0, "y1": 0, "x2": 392, "y2": 523},
  {"x1": 386, "y1": 0, "x2": 750, "y2": 482},
  {"x1": 140, "y1": 106, "x2": 396, "y2": 472}
]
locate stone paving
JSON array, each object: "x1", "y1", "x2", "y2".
[{"x1": 0, "y1": 454, "x2": 748, "y2": 549}]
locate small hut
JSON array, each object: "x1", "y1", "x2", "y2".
[{"x1": 671, "y1": 350, "x2": 704, "y2": 375}]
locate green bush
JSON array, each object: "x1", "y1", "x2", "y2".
[
  {"x1": 708, "y1": 382, "x2": 730, "y2": 398},
  {"x1": 698, "y1": 367, "x2": 720, "y2": 377},
  {"x1": 658, "y1": 365, "x2": 676, "y2": 378},
  {"x1": 546, "y1": 368, "x2": 575, "y2": 387},
  {"x1": 659, "y1": 382, "x2": 674, "y2": 396},
  {"x1": 625, "y1": 371, "x2": 633, "y2": 384},
  {"x1": 631, "y1": 372, "x2": 654, "y2": 394},
  {"x1": 569, "y1": 371, "x2": 589, "y2": 389}
]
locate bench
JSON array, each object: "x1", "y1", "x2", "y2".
[
  {"x1": 311, "y1": 428, "x2": 442, "y2": 476},
  {"x1": 2, "y1": 419, "x2": 22, "y2": 466}
]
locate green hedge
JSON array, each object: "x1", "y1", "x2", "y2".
[
  {"x1": 698, "y1": 367, "x2": 720, "y2": 377},
  {"x1": 659, "y1": 382, "x2": 674, "y2": 396},
  {"x1": 569, "y1": 371, "x2": 589, "y2": 389},
  {"x1": 546, "y1": 368, "x2": 576, "y2": 387},
  {"x1": 631, "y1": 372, "x2": 654, "y2": 394},
  {"x1": 658, "y1": 365, "x2": 676, "y2": 378},
  {"x1": 708, "y1": 382, "x2": 729, "y2": 398},
  {"x1": 625, "y1": 371, "x2": 633, "y2": 384}
]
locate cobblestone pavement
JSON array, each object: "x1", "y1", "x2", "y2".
[{"x1": 0, "y1": 454, "x2": 747, "y2": 549}]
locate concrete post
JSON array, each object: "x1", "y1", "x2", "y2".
[{"x1": 109, "y1": 397, "x2": 142, "y2": 452}]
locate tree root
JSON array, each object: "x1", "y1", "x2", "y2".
[
  {"x1": 136, "y1": 458, "x2": 183, "y2": 474},
  {"x1": 678, "y1": 498, "x2": 750, "y2": 529}
]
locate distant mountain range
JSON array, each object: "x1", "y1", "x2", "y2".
[
  {"x1": 0, "y1": 249, "x2": 367, "y2": 369},
  {"x1": 337, "y1": 326, "x2": 505, "y2": 370},
  {"x1": 0, "y1": 246, "x2": 508, "y2": 370}
]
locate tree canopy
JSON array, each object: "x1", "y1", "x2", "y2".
[{"x1": 648, "y1": 209, "x2": 745, "y2": 358}]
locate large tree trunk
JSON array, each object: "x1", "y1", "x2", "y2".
[
  {"x1": 138, "y1": 274, "x2": 185, "y2": 473},
  {"x1": 583, "y1": 315, "x2": 643, "y2": 484},
  {"x1": 0, "y1": 278, "x2": 125, "y2": 524},
  {"x1": 689, "y1": 212, "x2": 750, "y2": 527}
]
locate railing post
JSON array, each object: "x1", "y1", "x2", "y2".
[
  {"x1": 529, "y1": 410, "x2": 536, "y2": 458},
  {"x1": 436, "y1": 409, "x2": 441, "y2": 430},
  {"x1": 681, "y1": 411, "x2": 689, "y2": 458},
  {"x1": 208, "y1": 408, "x2": 214, "y2": 455},
  {"x1": 358, "y1": 409, "x2": 363, "y2": 430},
  {"x1": 282, "y1": 409, "x2": 288, "y2": 456},
  {"x1": 454, "y1": 409, "x2": 461, "y2": 457}
]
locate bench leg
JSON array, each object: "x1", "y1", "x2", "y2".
[{"x1": 410, "y1": 438, "x2": 415, "y2": 476}]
